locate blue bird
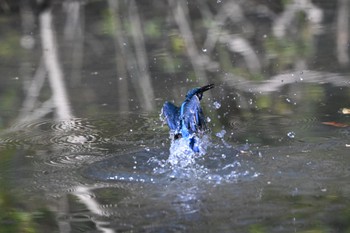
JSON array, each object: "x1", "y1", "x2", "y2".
[{"x1": 162, "y1": 84, "x2": 214, "y2": 152}]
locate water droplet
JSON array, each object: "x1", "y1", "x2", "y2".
[
  {"x1": 202, "y1": 48, "x2": 207, "y2": 52},
  {"x1": 292, "y1": 187, "x2": 299, "y2": 196},
  {"x1": 287, "y1": 131, "x2": 296, "y2": 139},
  {"x1": 213, "y1": 101, "x2": 221, "y2": 109},
  {"x1": 216, "y1": 129, "x2": 226, "y2": 138}
]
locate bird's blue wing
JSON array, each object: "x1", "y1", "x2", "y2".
[
  {"x1": 181, "y1": 95, "x2": 207, "y2": 136},
  {"x1": 162, "y1": 101, "x2": 180, "y2": 131}
]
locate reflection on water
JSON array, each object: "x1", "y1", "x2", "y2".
[
  {"x1": 0, "y1": 107, "x2": 349, "y2": 232},
  {"x1": 1, "y1": 0, "x2": 350, "y2": 232},
  {"x1": 1, "y1": 79, "x2": 350, "y2": 233}
]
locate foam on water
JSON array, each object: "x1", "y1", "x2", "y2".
[
  {"x1": 83, "y1": 130, "x2": 260, "y2": 184},
  {"x1": 167, "y1": 134, "x2": 210, "y2": 168}
]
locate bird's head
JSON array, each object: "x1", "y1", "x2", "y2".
[{"x1": 185, "y1": 84, "x2": 214, "y2": 100}]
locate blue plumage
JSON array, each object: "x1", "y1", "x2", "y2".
[{"x1": 162, "y1": 84, "x2": 214, "y2": 152}]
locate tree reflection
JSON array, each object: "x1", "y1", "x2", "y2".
[
  {"x1": 18, "y1": 1, "x2": 73, "y2": 123},
  {"x1": 4, "y1": 0, "x2": 347, "y2": 120},
  {"x1": 39, "y1": 6, "x2": 73, "y2": 120},
  {"x1": 0, "y1": 149, "x2": 58, "y2": 233},
  {"x1": 0, "y1": 1, "x2": 350, "y2": 232}
]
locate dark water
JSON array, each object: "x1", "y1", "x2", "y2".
[
  {"x1": 2, "y1": 108, "x2": 350, "y2": 232},
  {"x1": 1, "y1": 1, "x2": 350, "y2": 233}
]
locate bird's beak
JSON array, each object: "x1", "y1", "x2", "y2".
[{"x1": 199, "y1": 84, "x2": 214, "y2": 93}]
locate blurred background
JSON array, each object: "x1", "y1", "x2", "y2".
[
  {"x1": 0, "y1": 0, "x2": 348, "y2": 122},
  {"x1": 0, "y1": 0, "x2": 350, "y2": 232}
]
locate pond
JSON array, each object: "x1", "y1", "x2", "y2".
[{"x1": 0, "y1": 1, "x2": 350, "y2": 233}]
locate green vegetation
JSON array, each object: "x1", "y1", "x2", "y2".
[{"x1": 0, "y1": 149, "x2": 57, "y2": 233}]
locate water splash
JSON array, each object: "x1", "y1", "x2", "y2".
[
  {"x1": 152, "y1": 129, "x2": 258, "y2": 182},
  {"x1": 287, "y1": 131, "x2": 296, "y2": 139},
  {"x1": 213, "y1": 101, "x2": 221, "y2": 109},
  {"x1": 83, "y1": 136, "x2": 260, "y2": 184},
  {"x1": 78, "y1": 113, "x2": 261, "y2": 184},
  {"x1": 167, "y1": 135, "x2": 210, "y2": 168},
  {"x1": 168, "y1": 138, "x2": 196, "y2": 167},
  {"x1": 215, "y1": 130, "x2": 226, "y2": 138}
]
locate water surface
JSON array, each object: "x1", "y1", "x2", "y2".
[{"x1": 1, "y1": 1, "x2": 350, "y2": 233}]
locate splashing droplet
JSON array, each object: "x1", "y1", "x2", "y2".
[
  {"x1": 287, "y1": 131, "x2": 296, "y2": 139},
  {"x1": 213, "y1": 101, "x2": 221, "y2": 109},
  {"x1": 216, "y1": 130, "x2": 226, "y2": 138}
]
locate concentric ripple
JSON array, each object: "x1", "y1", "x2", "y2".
[
  {"x1": 0, "y1": 113, "x2": 163, "y2": 150},
  {"x1": 43, "y1": 153, "x2": 100, "y2": 168},
  {"x1": 0, "y1": 113, "x2": 166, "y2": 179}
]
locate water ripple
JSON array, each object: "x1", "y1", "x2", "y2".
[
  {"x1": 83, "y1": 145, "x2": 260, "y2": 184},
  {"x1": 44, "y1": 153, "x2": 98, "y2": 168},
  {"x1": 0, "y1": 114, "x2": 161, "y2": 151}
]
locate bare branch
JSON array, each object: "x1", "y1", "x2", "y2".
[
  {"x1": 225, "y1": 70, "x2": 350, "y2": 94},
  {"x1": 273, "y1": 0, "x2": 323, "y2": 38},
  {"x1": 39, "y1": 9, "x2": 73, "y2": 120},
  {"x1": 336, "y1": 0, "x2": 349, "y2": 65},
  {"x1": 220, "y1": 34, "x2": 261, "y2": 74},
  {"x1": 63, "y1": 1, "x2": 85, "y2": 86},
  {"x1": 169, "y1": 0, "x2": 209, "y2": 85},
  {"x1": 203, "y1": 1, "x2": 245, "y2": 53},
  {"x1": 18, "y1": 57, "x2": 47, "y2": 120},
  {"x1": 108, "y1": 0, "x2": 129, "y2": 112},
  {"x1": 129, "y1": 0, "x2": 155, "y2": 111}
]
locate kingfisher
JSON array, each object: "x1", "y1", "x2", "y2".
[{"x1": 161, "y1": 84, "x2": 214, "y2": 152}]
